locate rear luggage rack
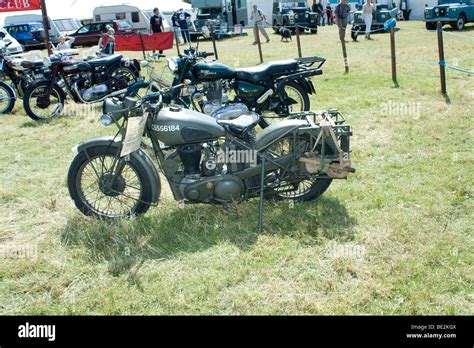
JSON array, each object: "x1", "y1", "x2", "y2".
[{"x1": 296, "y1": 56, "x2": 326, "y2": 69}]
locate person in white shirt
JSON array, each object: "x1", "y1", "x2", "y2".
[
  {"x1": 362, "y1": 0, "x2": 375, "y2": 40},
  {"x1": 56, "y1": 35, "x2": 75, "y2": 51}
]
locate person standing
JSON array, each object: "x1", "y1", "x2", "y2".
[
  {"x1": 177, "y1": 8, "x2": 192, "y2": 45},
  {"x1": 335, "y1": 0, "x2": 351, "y2": 42},
  {"x1": 312, "y1": 0, "x2": 324, "y2": 27},
  {"x1": 362, "y1": 0, "x2": 375, "y2": 39},
  {"x1": 326, "y1": 4, "x2": 334, "y2": 25},
  {"x1": 250, "y1": 4, "x2": 270, "y2": 45},
  {"x1": 171, "y1": 10, "x2": 182, "y2": 45},
  {"x1": 102, "y1": 24, "x2": 115, "y2": 55},
  {"x1": 150, "y1": 7, "x2": 165, "y2": 54}
]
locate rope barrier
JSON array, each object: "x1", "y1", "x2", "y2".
[{"x1": 439, "y1": 60, "x2": 474, "y2": 75}]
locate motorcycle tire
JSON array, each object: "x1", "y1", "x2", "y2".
[
  {"x1": 68, "y1": 145, "x2": 156, "y2": 218},
  {"x1": 0, "y1": 81, "x2": 16, "y2": 114},
  {"x1": 23, "y1": 82, "x2": 65, "y2": 121},
  {"x1": 258, "y1": 81, "x2": 311, "y2": 129}
]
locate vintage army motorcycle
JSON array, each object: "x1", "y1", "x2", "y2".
[
  {"x1": 67, "y1": 87, "x2": 355, "y2": 228},
  {"x1": 162, "y1": 48, "x2": 326, "y2": 128}
]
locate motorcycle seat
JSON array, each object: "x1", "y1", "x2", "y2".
[
  {"x1": 235, "y1": 59, "x2": 299, "y2": 84},
  {"x1": 217, "y1": 113, "x2": 260, "y2": 138},
  {"x1": 88, "y1": 54, "x2": 123, "y2": 67}
]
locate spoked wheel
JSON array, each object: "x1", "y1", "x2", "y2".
[
  {"x1": 68, "y1": 146, "x2": 155, "y2": 218},
  {"x1": 259, "y1": 81, "x2": 310, "y2": 128},
  {"x1": 0, "y1": 81, "x2": 15, "y2": 114},
  {"x1": 109, "y1": 65, "x2": 139, "y2": 90},
  {"x1": 23, "y1": 82, "x2": 64, "y2": 121},
  {"x1": 266, "y1": 135, "x2": 332, "y2": 202}
]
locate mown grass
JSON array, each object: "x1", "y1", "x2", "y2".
[{"x1": 0, "y1": 21, "x2": 472, "y2": 315}]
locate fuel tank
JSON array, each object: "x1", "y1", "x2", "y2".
[
  {"x1": 193, "y1": 61, "x2": 236, "y2": 81},
  {"x1": 152, "y1": 106, "x2": 226, "y2": 145},
  {"x1": 61, "y1": 60, "x2": 92, "y2": 74}
]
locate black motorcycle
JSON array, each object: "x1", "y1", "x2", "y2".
[
  {"x1": 163, "y1": 47, "x2": 325, "y2": 128},
  {"x1": 67, "y1": 88, "x2": 355, "y2": 227},
  {"x1": 0, "y1": 33, "x2": 50, "y2": 114},
  {"x1": 23, "y1": 53, "x2": 141, "y2": 121}
]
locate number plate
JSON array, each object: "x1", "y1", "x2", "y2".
[{"x1": 120, "y1": 114, "x2": 148, "y2": 158}]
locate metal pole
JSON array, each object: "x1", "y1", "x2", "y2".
[
  {"x1": 211, "y1": 31, "x2": 219, "y2": 60},
  {"x1": 295, "y1": 25, "x2": 302, "y2": 58},
  {"x1": 255, "y1": 23, "x2": 264, "y2": 64},
  {"x1": 437, "y1": 21, "x2": 447, "y2": 95},
  {"x1": 258, "y1": 157, "x2": 266, "y2": 232},
  {"x1": 40, "y1": 0, "x2": 52, "y2": 55},
  {"x1": 390, "y1": 26, "x2": 398, "y2": 87}
]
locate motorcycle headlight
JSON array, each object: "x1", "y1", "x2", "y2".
[{"x1": 167, "y1": 58, "x2": 178, "y2": 73}]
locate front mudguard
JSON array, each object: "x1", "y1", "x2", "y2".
[{"x1": 73, "y1": 136, "x2": 161, "y2": 204}]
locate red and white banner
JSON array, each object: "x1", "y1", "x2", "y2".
[
  {"x1": 114, "y1": 32, "x2": 174, "y2": 52},
  {"x1": 0, "y1": 0, "x2": 41, "y2": 12}
]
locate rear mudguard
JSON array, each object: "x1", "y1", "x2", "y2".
[
  {"x1": 74, "y1": 136, "x2": 161, "y2": 204},
  {"x1": 255, "y1": 119, "x2": 309, "y2": 151}
]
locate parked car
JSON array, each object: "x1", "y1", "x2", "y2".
[
  {"x1": 4, "y1": 23, "x2": 52, "y2": 51},
  {"x1": 353, "y1": 2, "x2": 399, "y2": 32},
  {"x1": 0, "y1": 27, "x2": 23, "y2": 55},
  {"x1": 424, "y1": 0, "x2": 474, "y2": 30},
  {"x1": 70, "y1": 20, "x2": 133, "y2": 47},
  {"x1": 272, "y1": 1, "x2": 319, "y2": 34}
]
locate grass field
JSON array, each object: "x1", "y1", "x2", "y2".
[{"x1": 0, "y1": 21, "x2": 472, "y2": 315}]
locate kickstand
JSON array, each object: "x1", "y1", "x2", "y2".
[{"x1": 258, "y1": 157, "x2": 265, "y2": 232}]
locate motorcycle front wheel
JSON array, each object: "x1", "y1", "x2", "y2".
[
  {"x1": 23, "y1": 82, "x2": 64, "y2": 121},
  {"x1": 258, "y1": 81, "x2": 310, "y2": 128},
  {"x1": 0, "y1": 81, "x2": 15, "y2": 114},
  {"x1": 68, "y1": 146, "x2": 155, "y2": 218}
]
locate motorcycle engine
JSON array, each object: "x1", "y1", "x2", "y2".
[{"x1": 200, "y1": 80, "x2": 229, "y2": 115}]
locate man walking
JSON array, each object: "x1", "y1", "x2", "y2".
[
  {"x1": 312, "y1": 0, "x2": 324, "y2": 26},
  {"x1": 150, "y1": 7, "x2": 165, "y2": 54},
  {"x1": 250, "y1": 4, "x2": 270, "y2": 45},
  {"x1": 335, "y1": 0, "x2": 351, "y2": 42}
]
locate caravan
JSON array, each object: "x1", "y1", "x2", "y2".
[{"x1": 93, "y1": 5, "x2": 150, "y2": 32}]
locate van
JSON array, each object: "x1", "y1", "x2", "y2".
[
  {"x1": 4, "y1": 14, "x2": 60, "y2": 42},
  {"x1": 4, "y1": 23, "x2": 49, "y2": 51}
]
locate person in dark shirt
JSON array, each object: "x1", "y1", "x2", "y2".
[
  {"x1": 176, "y1": 9, "x2": 192, "y2": 44},
  {"x1": 311, "y1": 0, "x2": 324, "y2": 26},
  {"x1": 150, "y1": 7, "x2": 165, "y2": 54}
]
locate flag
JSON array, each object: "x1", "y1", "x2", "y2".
[{"x1": 0, "y1": 0, "x2": 42, "y2": 12}]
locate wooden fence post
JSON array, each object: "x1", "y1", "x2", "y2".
[
  {"x1": 341, "y1": 39, "x2": 349, "y2": 74},
  {"x1": 255, "y1": 23, "x2": 264, "y2": 64},
  {"x1": 138, "y1": 33, "x2": 146, "y2": 60},
  {"x1": 211, "y1": 31, "x2": 219, "y2": 60},
  {"x1": 295, "y1": 25, "x2": 302, "y2": 58},
  {"x1": 175, "y1": 30, "x2": 181, "y2": 56},
  {"x1": 437, "y1": 21, "x2": 447, "y2": 95},
  {"x1": 390, "y1": 27, "x2": 399, "y2": 87}
]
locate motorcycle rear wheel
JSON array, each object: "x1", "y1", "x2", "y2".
[
  {"x1": 258, "y1": 81, "x2": 310, "y2": 128},
  {"x1": 68, "y1": 146, "x2": 154, "y2": 218},
  {"x1": 266, "y1": 134, "x2": 332, "y2": 202}
]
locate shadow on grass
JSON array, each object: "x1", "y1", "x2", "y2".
[{"x1": 61, "y1": 195, "x2": 356, "y2": 276}]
